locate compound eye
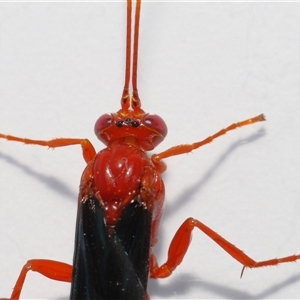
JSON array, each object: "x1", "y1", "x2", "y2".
[
  {"x1": 94, "y1": 114, "x2": 113, "y2": 136},
  {"x1": 143, "y1": 114, "x2": 168, "y2": 138}
]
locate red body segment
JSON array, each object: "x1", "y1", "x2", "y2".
[{"x1": 79, "y1": 139, "x2": 165, "y2": 238}]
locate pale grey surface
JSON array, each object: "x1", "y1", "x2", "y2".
[{"x1": 0, "y1": 2, "x2": 300, "y2": 299}]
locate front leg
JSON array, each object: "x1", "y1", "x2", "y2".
[{"x1": 0, "y1": 134, "x2": 96, "y2": 163}]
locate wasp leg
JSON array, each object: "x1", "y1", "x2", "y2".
[
  {"x1": 150, "y1": 217, "x2": 300, "y2": 279},
  {"x1": 152, "y1": 114, "x2": 265, "y2": 166},
  {"x1": 0, "y1": 134, "x2": 96, "y2": 163},
  {"x1": 8, "y1": 259, "x2": 72, "y2": 300}
]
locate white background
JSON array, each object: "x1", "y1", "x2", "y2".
[{"x1": 1, "y1": 1, "x2": 300, "y2": 299}]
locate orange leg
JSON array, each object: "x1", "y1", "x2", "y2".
[
  {"x1": 152, "y1": 114, "x2": 265, "y2": 171},
  {"x1": 7, "y1": 259, "x2": 72, "y2": 300},
  {"x1": 150, "y1": 218, "x2": 300, "y2": 279},
  {"x1": 0, "y1": 134, "x2": 96, "y2": 163}
]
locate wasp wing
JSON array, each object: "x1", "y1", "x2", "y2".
[{"x1": 70, "y1": 196, "x2": 152, "y2": 300}]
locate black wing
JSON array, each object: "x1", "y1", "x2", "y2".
[{"x1": 70, "y1": 196, "x2": 152, "y2": 300}]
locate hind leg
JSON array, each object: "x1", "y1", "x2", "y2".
[{"x1": 7, "y1": 259, "x2": 72, "y2": 300}]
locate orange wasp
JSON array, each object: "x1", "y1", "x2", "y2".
[{"x1": 1, "y1": 1, "x2": 300, "y2": 299}]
